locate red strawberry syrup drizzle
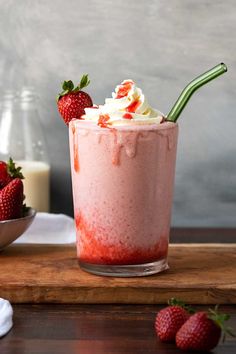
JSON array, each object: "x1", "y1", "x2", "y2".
[
  {"x1": 126, "y1": 99, "x2": 140, "y2": 113},
  {"x1": 98, "y1": 114, "x2": 110, "y2": 128},
  {"x1": 75, "y1": 212, "x2": 168, "y2": 265},
  {"x1": 122, "y1": 113, "x2": 133, "y2": 119},
  {"x1": 72, "y1": 125, "x2": 79, "y2": 173},
  {"x1": 116, "y1": 80, "x2": 134, "y2": 99}
]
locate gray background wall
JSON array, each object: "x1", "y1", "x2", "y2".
[{"x1": 0, "y1": 0, "x2": 235, "y2": 227}]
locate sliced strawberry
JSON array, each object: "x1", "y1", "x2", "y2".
[{"x1": 0, "y1": 178, "x2": 24, "y2": 221}]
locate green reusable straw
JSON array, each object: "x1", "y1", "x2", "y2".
[{"x1": 167, "y1": 63, "x2": 227, "y2": 123}]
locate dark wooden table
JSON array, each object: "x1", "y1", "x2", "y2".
[
  {"x1": 0, "y1": 304, "x2": 235, "y2": 353},
  {"x1": 0, "y1": 228, "x2": 235, "y2": 353}
]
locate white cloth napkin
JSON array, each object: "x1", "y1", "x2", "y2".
[
  {"x1": 0, "y1": 298, "x2": 13, "y2": 337},
  {"x1": 16, "y1": 212, "x2": 76, "y2": 244}
]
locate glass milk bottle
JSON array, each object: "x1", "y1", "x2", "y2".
[{"x1": 0, "y1": 87, "x2": 50, "y2": 212}]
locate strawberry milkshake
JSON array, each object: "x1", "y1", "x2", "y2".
[{"x1": 69, "y1": 80, "x2": 178, "y2": 276}]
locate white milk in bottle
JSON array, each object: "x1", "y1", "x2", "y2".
[
  {"x1": 0, "y1": 87, "x2": 51, "y2": 212},
  {"x1": 17, "y1": 160, "x2": 50, "y2": 212}
]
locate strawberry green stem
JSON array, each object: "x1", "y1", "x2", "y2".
[
  {"x1": 7, "y1": 158, "x2": 24, "y2": 179},
  {"x1": 168, "y1": 298, "x2": 195, "y2": 314},
  {"x1": 57, "y1": 74, "x2": 91, "y2": 101},
  {"x1": 208, "y1": 306, "x2": 235, "y2": 341}
]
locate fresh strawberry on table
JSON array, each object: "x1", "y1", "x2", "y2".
[
  {"x1": 57, "y1": 74, "x2": 93, "y2": 126},
  {"x1": 155, "y1": 298, "x2": 192, "y2": 342},
  {"x1": 0, "y1": 178, "x2": 24, "y2": 221},
  {"x1": 176, "y1": 306, "x2": 234, "y2": 352},
  {"x1": 0, "y1": 157, "x2": 24, "y2": 189}
]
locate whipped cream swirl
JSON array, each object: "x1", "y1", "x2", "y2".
[{"x1": 82, "y1": 80, "x2": 164, "y2": 127}]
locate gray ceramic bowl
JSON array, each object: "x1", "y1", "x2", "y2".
[{"x1": 0, "y1": 208, "x2": 36, "y2": 250}]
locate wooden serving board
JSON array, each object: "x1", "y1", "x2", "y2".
[{"x1": 0, "y1": 244, "x2": 235, "y2": 304}]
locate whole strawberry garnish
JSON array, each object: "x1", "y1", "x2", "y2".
[
  {"x1": 0, "y1": 157, "x2": 24, "y2": 189},
  {"x1": 155, "y1": 298, "x2": 193, "y2": 342},
  {"x1": 0, "y1": 178, "x2": 24, "y2": 221},
  {"x1": 176, "y1": 306, "x2": 234, "y2": 351},
  {"x1": 57, "y1": 74, "x2": 93, "y2": 126}
]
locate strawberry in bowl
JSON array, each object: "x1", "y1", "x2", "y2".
[
  {"x1": 0, "y1": 157, "x2": 24, "y2": 190},
  {"x1": 0, "y1": 158, "x2": 36, "y2": 249},
  {"x1": 0, "y1": 158, "x2": 26, "y2": 221}
]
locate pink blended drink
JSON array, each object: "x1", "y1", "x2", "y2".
[{"x1": 69, "y1": 80, "x2": 178, "y2": 276}]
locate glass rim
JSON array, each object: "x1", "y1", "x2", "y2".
[{"x1": 69, "y1": 119, "x2": 178, "y2": 132}]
